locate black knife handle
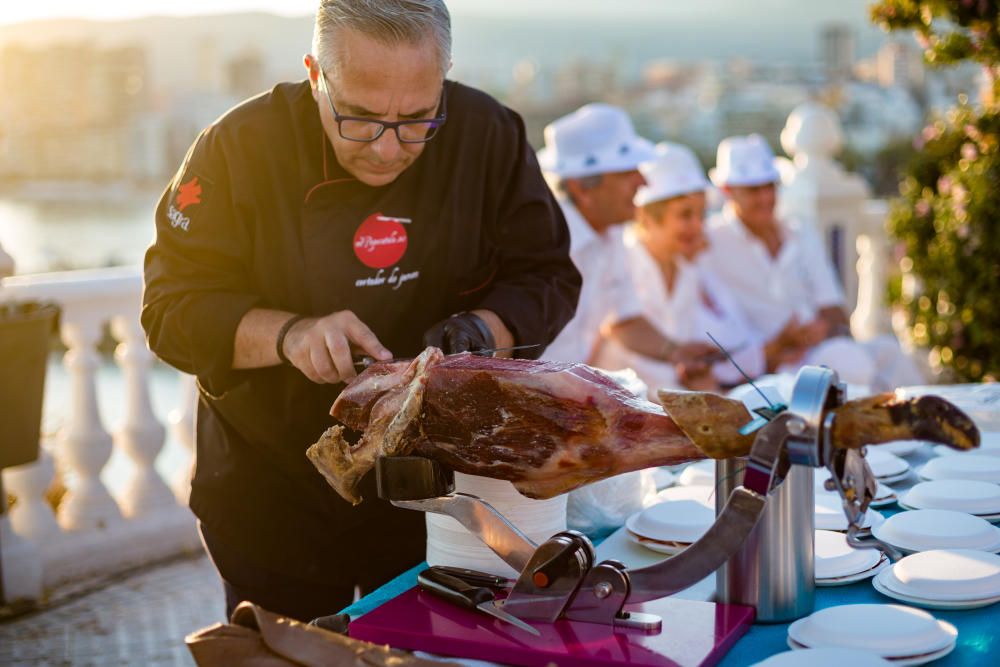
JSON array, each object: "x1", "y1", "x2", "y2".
[
  {"x1": 417, "y1": 568, "x2": 494, "y2": 609},
  {"x1": 428, "y1": 565, "x2": 509, "y2": 589}
]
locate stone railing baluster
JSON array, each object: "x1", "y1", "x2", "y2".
[
  {"x1": 111, "y1": 312, "x2": 173, "y2": 517},
  {"x1": 169, "y1": 373, "x2": 198, "y2": 505},
  {"x1": 56, "y1": 310, "x2": 122, "y2": 531},
  {"x1": 2, "y1": 447, "x2": 61, "y2": 544}
]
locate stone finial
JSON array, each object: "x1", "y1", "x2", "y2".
[{"x1": 780, "y1": 102, "x2": 844, "y2": 165}]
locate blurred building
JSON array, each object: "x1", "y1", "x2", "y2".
[
  {"x1": 877, "y1": 40, "x2": 925, "y2": 91},
  {"x1": 0, "y1": 42, "x2": 164, "y2": 183},
  {"x1": 821, "y1": 23, "x2": 855, "y2": 83}
]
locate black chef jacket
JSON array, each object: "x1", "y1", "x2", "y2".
[{"x1": 141, "y1": 80, "x2": 581, "y2": 585}]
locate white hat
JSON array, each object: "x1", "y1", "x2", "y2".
[
  {"x1": 709, "y1": 134, "x2": 781, "y2": 188},
  {"x1": 537, "y1": 103, "x2": 656, "y2": 179},
  {"x1": 633, "y1": 142, "x2": 709, "y2": 207}
]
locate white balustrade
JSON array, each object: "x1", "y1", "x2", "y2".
[
  {"x1": 169, "y1": 373, "x2": 199, "y2": 505},
  {"x1": 0, "y1": 266, "x2": 200, "y2": 607},
  {"x1": 111, "y1": 313, "x2": 172, "y2": 517}
]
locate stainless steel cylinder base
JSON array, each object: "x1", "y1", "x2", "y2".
[{"x1": 715, "y1": 459, "x2": 815, "y2": 623}]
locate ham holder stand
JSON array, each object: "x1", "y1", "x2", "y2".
[{"x1": 348, "y1": 367, "x2": 897, "y2": 667}]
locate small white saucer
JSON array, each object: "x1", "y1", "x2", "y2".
[
  {"x1": 899, "y1": 479, "x2": 1000, "y2": 516},
  {"x1": 873, "y1": 568, "x2": 1000, "y2": 610},
  {"x1": 753, "y1": 647, "x2": 892, "y2": 667},
  {"x1": 920, "y1": 454, "x2": 1000, "y2": 484},
  {"x1": 624, "y1": 529, "x2": 688, "y2": 555},
  {"x1": 817, "y1": 554, "x2": 889, "y2": 587},
  {"x1": 874, "y1": 440, "x2": 926, "y2": 458},
  {"x1": 877, "y1": 468, "x2": 914, "y2": 486},
  {"x1": 872, "y1": 509, "x2": 1000, "y2": 553},
  {"x1": 651, "y1": 467, "x2": 676, "y2": 490},
  {"x1": 815, "y1": 494, "x2": 884, "y2": 531},
  {"x1": 865, "y1": 449, "x2": 911, "y2": 478},
  {"x1": 676, "y1": 460, "x2": 715, "y2": 486},
  {"x1": 787, "y1": 636, "x2": 956, "y2": 666}
]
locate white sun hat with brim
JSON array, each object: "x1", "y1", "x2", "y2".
[
  {"x1": 536, "y1": 103, "x2": 657, "y2": 180},
  {"x1": 633, "y1": 142, "x2": 709, "y2": 207},
  {"x1": 709, "y1": 134, "x2": 781, "y2": 188}
]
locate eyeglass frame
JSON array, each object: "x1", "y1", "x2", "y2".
[{"x1": 316, "y1": 64, "x2": 448, "y2": 144}]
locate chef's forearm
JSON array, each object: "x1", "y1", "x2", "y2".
[
  {"x1": 607, "y1": 316, "x2": 676, "y2": 361},
  {"x1": 232, "y1": 308, "x2": 299, "y2": 369}
]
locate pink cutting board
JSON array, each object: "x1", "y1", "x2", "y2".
[{"x1": 349, "y1": 587, "x2": 754, "y2": 667}]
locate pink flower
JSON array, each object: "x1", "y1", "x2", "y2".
[
  {"x1": 937, "y1": 176, "x2": 953, "y2": 194},
  {"x1": 961, "y1": 142, "x2": 979, "y2": 161},
  {"x1": 915, "y1": 200, "x2": 931, "y2": 217},
  {"x1": 957, "y1": 224, "x2": 971, "y2": 240}
]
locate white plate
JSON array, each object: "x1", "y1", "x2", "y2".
[
  {"x1": 872, "y1": 509, "x2": 1000, "y2": 553},
  {"x1": 899, "y1": 480, "x2": 1000, "y2": 515},
  {"x1": 787, "y1": 635, "x2": 957, "y2": 666},
  {"x1": 817, "y1": 554, "x2": 889, "y2": 587},
  {"x1": 873, "y1": 569, "x2": 1000, "y2": 610},
  {"x1": 865, "y1": 449, "x2": 911, "y2": 478},
  {"x1": 624, "y1": 529, "x2": 688, "y2": 555},
  {"x1": 626, "y1": 486, "x2": 714, "y2": 543},
  {"x1": 897, "y1": 501, "x2": 1000, "y2": 523},
  {"x1": 877, "y1": 469, "x2": 914, "y2": 486},
  {"x1": 815, "y1": 529, "x2": 884, "y2": 579},
  {"x1": 884, "y1": 549, "x2": 1000, "y2": 600},
  {"x1": 920, "y1": 454, "x2": 1000, "y2": 484},
  {"x1": 815, "y1": 471, "x2": 896, "y2": 507},
  {"x1": 873, "y1": 440, "x2": 927, "y2": 458},
  {"x1": 815, "y1": 494, "x2": 884, "y2": 531},
  {"x1": 752, "y1": 647, "x2": 893, "y2": 667},
  {"x1": 676, "y1": 460, "x2": 715, "y2": 487},
  {"x1": 787, "y1": 604, "x2": 958, "y2": 659}
]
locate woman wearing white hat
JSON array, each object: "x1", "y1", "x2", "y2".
[
  {"x1": 537, "y1": 104, "x2": 717, "y2": 372},
  {"x1": 700, "y1": 134, "x2": 923, "y2": 389},
  {"x1": 593, "y1": 143, "x2": 799, "y2": 393}
]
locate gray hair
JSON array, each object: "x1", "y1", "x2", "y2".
[{"x1": 313, "y1": 0, "x2": 452, "y2": 77}]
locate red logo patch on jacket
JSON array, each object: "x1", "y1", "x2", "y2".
[
  {"x1": 353, "y1": 213, "x2": 410, "y2": 269},
  {"x1": 176, "y1": 177, "x2": 203, "y2": 212}
]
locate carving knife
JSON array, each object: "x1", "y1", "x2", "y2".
[
  {"x1": 416, "y1": 567, "x2": 540, "y2": 637},
  {"x1": 354, "y1": 344, "x2": 540, "y2": 369}
]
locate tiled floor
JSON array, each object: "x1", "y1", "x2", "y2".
[{"x1": 0, "y1": 555, "x2": 224, "y2": 667}]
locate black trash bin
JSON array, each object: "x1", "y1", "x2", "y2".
[{"x1": 0, "y1": 301, "x2": 60, "y2": 470}]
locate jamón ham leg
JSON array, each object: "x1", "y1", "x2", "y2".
[{"x1": 307, "y1": 348, "x2": 979, "y2": 504}]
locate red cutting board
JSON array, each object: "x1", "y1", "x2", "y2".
[{"x1": 349, "y1": 587, "x2": 754, "y2": 667}]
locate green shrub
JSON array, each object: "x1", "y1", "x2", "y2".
[{"x1": 872, "y1": 0, "x2": 1000, "y2": 381}]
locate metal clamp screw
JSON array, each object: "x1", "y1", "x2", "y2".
[
  {"x1": 786, "y1": 417, "x2": 806, "y2": 436},
  {"x1": 593, "y1": 582, "x2": 613, "y2": 599}
]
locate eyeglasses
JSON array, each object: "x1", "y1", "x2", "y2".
[{"x1": 317, "y1": 65, "x2": 447, "y2": 144}]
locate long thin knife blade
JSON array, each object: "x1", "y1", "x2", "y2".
[
  {"x1": 354, "y1": 344, "x2": 540, "y2": 369},
  {"x1": 478, "y1": 600, "x2": 541, "y2": 637}
]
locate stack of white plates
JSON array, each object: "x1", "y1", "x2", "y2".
[
  {"x1": 815, "y1": 530, "x2": 887, "y2": 586},
  {"x1": 676, "y1": 459, "x2": 715, "y2": 487},
  {"x1": 864, "y1": 449, "x2": 912, "y2": 485},
  {"x1": 873, "y1": 440, "x2": 926, "y2": 458},
  {"x1": 933, "y1": 430, "x2": 1000, "y2": 458},
  {"x1": 425, "y1": 472, "x2": 567, "y2": 578},
  {"x1": 752, "y1": 648, "x2": 892, "y2": 667},
  {"x1": 787, "y1": 604, "x2": 958, "y2": 665},
  {"x1": 625, "y1": 485, "x2": 714, "y2": 554},
  {"x1": 919, "y1": 454, "x2": 1000, "y2": 484},
  {"x1": 815, "y1": 469, "x2": 897, "y2": 508},
  {"x1": 899, "y1": 480, "x2": 1000, "y2": 521},
  {"x1": 871, "y1": 509, "x2": 1000, "y2": 554},
  {"x1": 873, "y1": 549, "x2": 1000, "y2": 610},
  {"x1": 815, "y1": 493, "x2": 885, "y2": 532}
]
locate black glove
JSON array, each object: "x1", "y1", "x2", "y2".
[{"x1": 423, "y1": 312, "x2": 496, "y2": 355}]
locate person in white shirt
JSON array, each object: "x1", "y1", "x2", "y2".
[
  {"x1": 536, "y1": 104, "x2": 716, "y2": 380},
  {"x1": 700, "y1": 134, "x2": 923, "y2": 390},
  {"x1": 594, "y1": 143, "x2": 803, "y2": 395}
]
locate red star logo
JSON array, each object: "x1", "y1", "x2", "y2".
[{"x1": 176, "y1": 177, "x2": 203, "y2": 212}]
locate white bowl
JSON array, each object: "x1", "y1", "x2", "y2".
[
  {"x1": 815, "y1": 493, "x2": 883, "y2": 531},
  {"x1": 815, "y1": 529, "x2": 884, "y2": 579},
  {"x1": 886, "y1": 549, "x2": 1000, "y2": 601},
  {"x1": 920, "y1": 454, "x2": 1000, "y2": 484},
  {"x1": 651, "y1": 467, "x2": 676, "y2": 490},
  {"x1": 872, "y1": 509, "x2": 1000, "y2": 553},
  {"x1": 753, "y1": 647, "x2": 892, "y2": 667},
  {"x1": 900, "y1": 480, "x2": 1000, "y2": 515},
  {"x1": 627, "y1": 486, "x2": 715, "y2": 543},
  {"x1": 676, "y1": 460, "x2": 715, "y2": 487},
  {"x1": 864, "y1": 449, "x2": 910, "y2": 478},
  {"x1": 787, "y1": 604, "x2": 957, "y2": 657}
]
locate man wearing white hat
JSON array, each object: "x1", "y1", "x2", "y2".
[
  {"x1": 701, "y1": 134, "x2": 922, "y2": 389},
  {"x1": 537, "y1": 104, "x2": 716, "y2": 372}
]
